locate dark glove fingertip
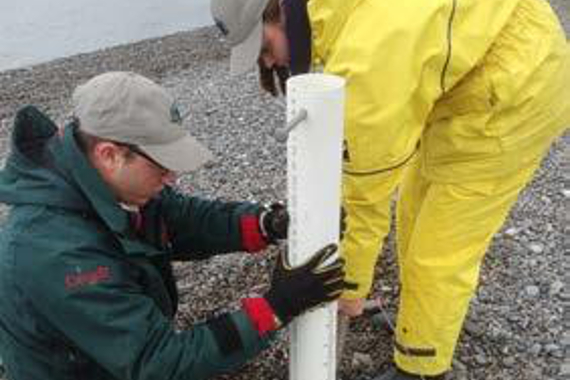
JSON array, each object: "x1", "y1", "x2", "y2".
[{"x1": 325, "y1": 243, "x2": 338, "y2": 252}]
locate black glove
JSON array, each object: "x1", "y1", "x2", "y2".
[
  {"x1": 260, "y1": 202, "x2": 289, "y2": 242},
  {"x1": 264, "y1": 244, "x2": 347, "y2": 326},
  {"x1": 258, "y1": 57, "x2": 290, "y2": 97}
]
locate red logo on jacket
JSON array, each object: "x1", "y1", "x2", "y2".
[{"x1": 65, "y1": 266, "x2": 111, "y2": 289}]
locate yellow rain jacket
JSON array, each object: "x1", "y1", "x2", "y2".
[{"x1": 308, "y1": 0, "x2": 569, "y2": 374}]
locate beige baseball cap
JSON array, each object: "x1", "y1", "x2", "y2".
[
  {"x1": 72, "y1": 71, "x2": 213, "y2": 173},
  {"x1": 211, "y1": 0, "x2": 271, "y2": 75}
]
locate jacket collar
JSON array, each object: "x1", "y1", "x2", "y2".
[
  {"x1": 57, "y1": 124, "x2": 168, "y2": 256},
  {"x1": 55, "y1": 124, "x2": 131, "y2": 237},
  {"x1": 283, "y1": 0, "x2": 312, "y2": 75}
]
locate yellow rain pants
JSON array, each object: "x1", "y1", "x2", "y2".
[{"x1": 393, "y1": 158, "x2": 541, "y2": 375}]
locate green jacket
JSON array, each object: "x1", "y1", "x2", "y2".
[{"x1": 0, "y1": 106, "x2": 273, "y2": 380}]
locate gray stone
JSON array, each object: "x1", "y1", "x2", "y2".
[
  {"x1": 449, "y1": 370, "x2": 468, "y2": 380},
  {"x1": 452, "y1": 359, "x2": 468, "y2": 372},
  {"x1": 525, "y1": 285, "x2": 541, "y2": 297},
  {"x1": 502, "y1": 357, "x2": 516, "y2": 367},
  {"x1": 550, "y1": 280, "x2": 565, "y2": 296},
  {"x1": 527, "y1": 258, "x2": 538, "y2": 267},
  {"x1": 558, "y1": 292, "x2": 570, "y2": 301},
  {"x1": 544, "y1": 343, "x2": 560, "y2": 353},
  {"x1": 529, "y1": 343, "x2": 542, "y2": 355},
  {"x1": 351, "y1": 352, "x2": 373, "y2": 369},
  {"x1": 528, "y1": 243, "x2": 545, "y2": 254},
  {"x1": 464, "y1": 320, "x2": 482, "y2": 337},
  {"x1": 474, "y1": 354, "x2": 488, "y2": 365},
  {"x1": 527, "y1": 366, "x2": 543, "y2": 380}
]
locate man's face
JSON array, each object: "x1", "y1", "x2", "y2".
[
  {"x1": 92, "y1": 142, "x2": 177, "y2": 207},
  {"x1": 260, "y1": 21, "x2": 290, "y2": 69}
]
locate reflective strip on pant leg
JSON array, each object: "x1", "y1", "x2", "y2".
[
  {"x1": 394, "y1": 340, "x2": 436, "y2": 358},
  {"x1": 395, "y1": 285, "x2": 472, "y2": 375}
]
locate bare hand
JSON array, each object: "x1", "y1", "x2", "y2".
[{"x1": 338, "y1": 298, "x2": 365, "y2": 317}]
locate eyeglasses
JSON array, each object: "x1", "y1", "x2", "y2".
[{"x1": 116, "y1": 142, "x2": 170, "y2": 173}]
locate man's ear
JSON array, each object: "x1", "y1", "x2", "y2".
[{"x1": 92, "y1": 142, "x2": 125, "y2": 171}]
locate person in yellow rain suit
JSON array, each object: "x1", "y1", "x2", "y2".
[{"x1": 211, "y1": 0, "x2": 570, "y2": 378}]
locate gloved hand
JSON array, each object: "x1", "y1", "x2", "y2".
[
  {"x1": 259, "y1": 202, "x2": 289, "y2": 242},
  {"x1": 264, "y1": 244, "x2": 347, "y2": 326}
]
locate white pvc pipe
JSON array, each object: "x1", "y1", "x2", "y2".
[{"x1": 286, "y1": 73, "x2": 346, "y2": 380}]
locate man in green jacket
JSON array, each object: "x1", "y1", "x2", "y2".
[{"x1": 0, "y1": 71, "x2": 347, "y2": 380}]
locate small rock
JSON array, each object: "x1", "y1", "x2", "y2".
[
  {"x1": 527, "y1": 365, "x2": 543, "y2": 380},
  {"x1": 502, "y1": 356, "x2": 516, "y2": 367},
  {"x1": 449, "y1": 370, "x2": 468, "y2": 380},
  {"x1": 549, "y1": 280, "x2": 564, "y2": 296},
  {"x1": 351, "y1": 352, "x2": 373, "y2": 369},
  {"x1": 525, "y1": 285, "x2": 540, "y2": 297},
  {"x1": 527, "y1": 258, "x2": 538, "y2": 267},
  {"x1": 561, "y1": 189, "x2": 570, "y2": 198},
  {"x1": 544, "y1": 343, "x2": 561, "y2": 355},
  {"x1": 558, "y1": 292, "x2": 570, "y2": 301},
  {"x1": 452, "y1": 359, "x2": 467, "y2": 372},
  {"x1": 504, "y1": 227, "x2": 519, "y2": 237},
  {"x1": 507, "y1": 314, "x2": 520, "y2": 323},
  {"x1": 463, "y1": 320, "x2": 481, "y2": 336},
  {"x1": 529, "y1": 343, "x2": 542, "y2": 355},
  {"x1": 560, "y1": 363, "x2": 570, "y2": 376},
  {"x1": 528, "y1": 243, "x2": 544, "y2": 254},
  {"x1": 474, "y1": 353, "x2": 488, "y2": 365},
  {"x1": 518, "y1": 317, "x2": 531, "y2": 330},
  {"x1": 205, "y1": 108, "x2": 218, "y2": 116}
]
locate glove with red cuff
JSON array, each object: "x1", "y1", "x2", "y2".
[
  {"x1": 259, "y1": 202, "x2": 289, "y2": 243},
  {"x1": 243, "y1": 244, "x2": 347, "y2": 335},
  {"x1": 240, "y1": 202, "x2": 288, "y2": 253}
]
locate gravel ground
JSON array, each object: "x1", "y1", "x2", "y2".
[{"x1": 0, "y1": 2, "x2": 568, "y2": 380}]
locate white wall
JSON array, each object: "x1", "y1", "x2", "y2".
[{"x1": 0, "y1": 0, "x2": 212, "y2": 72}]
